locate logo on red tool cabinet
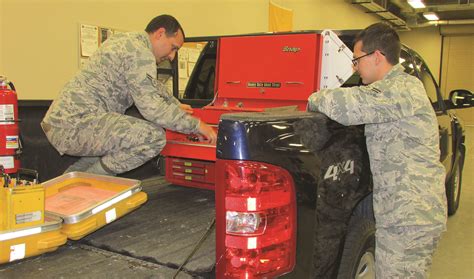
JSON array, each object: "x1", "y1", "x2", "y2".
[
  {"x1": 247, "y1": 82, "x2": 281, "y2": 88},
  {"x1": 282, "y1": 46, "x2": 301, "y2": 53}
]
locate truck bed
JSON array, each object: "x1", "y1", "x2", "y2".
[{"x1": 0, "y1": 177, "x2": 216, "y2": 278}]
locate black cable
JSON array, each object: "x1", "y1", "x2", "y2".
[{"x1": 173, "y1": 217, "x2": 216, "y2": 278}]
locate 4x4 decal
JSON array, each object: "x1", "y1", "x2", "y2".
[{"x1": 324, "y1": 160, "x2": 355, "y2": 181}]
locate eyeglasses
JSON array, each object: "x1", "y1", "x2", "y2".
[{"x1": 352, "y1": 51, "x2": 375, "y2": 67}]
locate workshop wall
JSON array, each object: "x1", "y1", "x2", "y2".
[
  {"x1": 1, "y1": 0, "x2": 442, "y2": 100},
  {"x1": 441, "y1": 35, "x2": 474, "y2": 125},
  {"x1": 399, "y1": 26, "x2": 442, "y2": 83},
  {"x1": 271, "y1": 0, "x2": 379, "y2": 30},
  {"x1": 0, "y1": 0, "x2": 377, "y2": 100},
  {"x1": 0, "y1": 0, "x2": 3, "y2": 75}
]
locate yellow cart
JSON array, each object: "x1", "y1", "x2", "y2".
[
  {"x1": 43, "y1": 172, "x2": 147, "y2": 240},
  {"x1": 0, "y1": 216, "x2": 66, "y2": 264}
]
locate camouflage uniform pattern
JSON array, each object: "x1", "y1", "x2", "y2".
[
  {"x1": 42, "y1": 32, "x2": 200, "y2": 174},
  {"x1": 376, "y1": 225, "x2": 443, "y2": 278},
  {"x1": 308, "y1": 64, "x2": 447, "y2": 278}
]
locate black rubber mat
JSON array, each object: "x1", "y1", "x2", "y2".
[
  {"x1": 0, "y1": 243, "x2": 192, "y2": 278},
  {"x1": 81, "y1": 179, "x2": 216, "y2": 276}
]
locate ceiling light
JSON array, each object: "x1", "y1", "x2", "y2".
[
  {"x1": 423, "y1": 12, "x2": 439, "y2": 21},
  {"x1": 407, "y1": 0, "x2": 426, "y2": 9}
]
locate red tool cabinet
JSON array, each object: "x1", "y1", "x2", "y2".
[{"x1": 161, "y1": 32, "x2": 326, "y2": 189}]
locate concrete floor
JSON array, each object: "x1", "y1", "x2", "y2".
[{"x1": 431, "y1": 126, "x2": 474, "y2": 279}]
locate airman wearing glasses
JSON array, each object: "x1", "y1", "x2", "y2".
[{"x1": 308, "y1": 23, "x2": 447, "y2": 278}]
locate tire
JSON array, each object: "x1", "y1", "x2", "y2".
[
  {"x1": 337, "y1": 216, "x2": 376, "y2": 279},
  {"x1": 446, "y1": 158, "x2": 463, "y2": 216}
]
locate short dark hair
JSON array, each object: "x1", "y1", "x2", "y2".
[
  {"x1": 354, "y1": 22, "x2": 400, "y2": 65},
  {"x1": 145, "y1": 14, "x2": 185, "y2": 39}
]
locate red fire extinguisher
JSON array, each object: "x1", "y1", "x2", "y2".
[{"x1": 0, "y1": 76, "x2": 20, "y2": 174}]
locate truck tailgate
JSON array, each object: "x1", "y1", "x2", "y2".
[{"x1": 0, "y1": 177, "x2": 216, "y2": 278}]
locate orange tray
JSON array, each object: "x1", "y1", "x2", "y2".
[{"x1": 43, "y1": 172, "x2": 147, "y2": 240}]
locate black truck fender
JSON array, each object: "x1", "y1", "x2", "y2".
[{"x1": 217, "y1": 111, "x2": 373, "y2": 278}]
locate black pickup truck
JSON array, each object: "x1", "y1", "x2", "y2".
[
  {"x1": 177, "y1": 33, "x2": 472, "y2": 277},
  {"x1": 5, "y1": 32, "x2": 472, "y2": 278},
  {"x1": 213, "y1": 43, "x2": 471, "y2": 278}
]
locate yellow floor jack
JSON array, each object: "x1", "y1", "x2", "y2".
[{"x1": 0, "y1": 167, "x2": 66, "y2": 264}]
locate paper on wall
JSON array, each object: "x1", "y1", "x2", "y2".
[
  {"x1": 188, "y1": 62, "x2": 196, "y2": 76},
  {"x1": 179, "y1": 77, "x2": 189, "y2": 92},
  {"x1": 188, "y1": 49, "x2": 201, "y2": 63},
  {"x1": 178, "y1": 60, "x2": 188, "y2": 77},
  {"x1": 80, "y1": 24, "x2": 99, "y2": 57},
  {"x1": 179, "y1": 48, "x2": 189, "y2": 61}
]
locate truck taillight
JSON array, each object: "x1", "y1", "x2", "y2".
[
  {"x1": 226, "y1": 211, "x2": 266, "y2": 235},
  {"x1": 216, "y1": 160, "x2": 296, "y2": 278}
]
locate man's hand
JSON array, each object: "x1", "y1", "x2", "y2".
[
  {"x1": 198, "y1": 121, "x2": 217, "y2": 145},
  {"x1": 179, "y1": 104, "x2": 194, "y2": 114}
]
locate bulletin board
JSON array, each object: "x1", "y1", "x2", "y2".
[
  {"x1": 177, "y1": 42, "x2": 207, "y2": 98},
  {"x1": 79, "y1": 23, "x2": 125, "y2": 68}
]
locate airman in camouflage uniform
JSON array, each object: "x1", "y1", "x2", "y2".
[
  {"x1": 42, "y1": 15, "x2": 216, "y2": 175},
  {"x1": 308, "y1": 23, "x2": 447, "y2": 278}
]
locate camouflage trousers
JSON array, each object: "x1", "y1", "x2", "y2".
[
  {"x1": 41, "y1": 112, "x2": 166, "y2": 174},
  {"x1": 376, "y1": 224, "x2": 444, "y2": 279}
]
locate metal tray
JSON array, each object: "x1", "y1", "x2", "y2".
[
  {"x1": 43, "y1": 172, "x2": 141, "y2": 224},
  {"x1": 0, "y1": 215, "x2": 62, "y2": 242}
]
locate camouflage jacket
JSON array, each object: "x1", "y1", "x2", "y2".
[
  {"x1": 43, "y1": 32, "x2": 200, "y2": 134},
  {"x1": 308, "y1": 64, "x2": 447, "y2": 228}
]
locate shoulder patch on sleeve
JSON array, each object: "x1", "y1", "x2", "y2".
[
  {"x1": 146, "y1": 73, "x2": 159, "y2": 87},
  {"x1": 146, "y1": 73, "x2": 173, "y2": 103}
]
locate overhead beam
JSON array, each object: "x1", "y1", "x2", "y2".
[
  {"x1": 352, "y1": 0, "x2": 409, "y2": 30},
  {"x1": 420, "y1": 3, "x2": 474, "y2": 13}
]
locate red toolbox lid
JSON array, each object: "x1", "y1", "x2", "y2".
[{"x1": 214, "y1": 33, "x2": 323, "y2": 110}]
